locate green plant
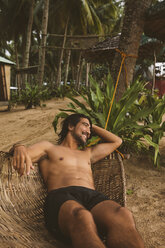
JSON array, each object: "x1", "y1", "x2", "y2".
[
  {"x1": 41, "y1": 103, "x2": 47, "y2": 108},
  {"x1": 126, "y1": 189, "x2": 134, "y2": 195},
  {"x1": 8, "y1": 91, "x2": 20, "y2": 110},
  {"x1": 137, "y1": 93, "x2": 165, "y2": 167},
  {"x1": 50, "y1": 83, "x2": 76, "y2": 99},
  {"x1": 53, "y1": 74, "x2": 164, "y2": 166},
  {"x1": 20, "y1": 83, "x2": 48, "y2": 109}
]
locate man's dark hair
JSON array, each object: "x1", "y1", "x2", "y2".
[{"x1": 57, "y1": 113, "x2": 92, "y2": 144}]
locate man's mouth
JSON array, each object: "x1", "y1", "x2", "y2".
[{"x1": 82, "y1": 132, "x2": 88, "y2": 140}]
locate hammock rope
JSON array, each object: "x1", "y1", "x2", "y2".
[{"x1": 88, "y1": 49, "x2": 138, "y2": 159}]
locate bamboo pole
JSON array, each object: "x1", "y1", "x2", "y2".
[
  {"x1": 38, "y1": 0, "x2": 49, "y2": 87},
  {"x1": 64, "y1": 49, "x2": 71, "y2": 86},
  {"x1": 152, "y1": 50, "x2": 156, "y2": 95},
  {"x1": 56, "y1": 16, "x2": 69, "y2": 87},
  {"x1": 85, "y1": 63, "x2": 91, "y2": 88},
  {"x1": 46, "y1": 34, "x2": 108, "y2": 38},
  {"x1": 42, "y1": 46, "x2": 88, "y2": 50}
]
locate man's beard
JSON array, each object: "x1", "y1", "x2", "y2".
[{"x1": 72, "y1": 132, "x2": 87, "y2": 147}]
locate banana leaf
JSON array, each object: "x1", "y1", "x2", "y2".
[
  {"x1": 105, "y1": 74, "x2": 114, "y2": 99},
  {"x1": 90, "y1": 89, "x2": 100, "y2": 110},
  {"x1": 67, "y1": 96, "x2": 92, "y2": 116},
  {"x1": 91, "y1": 82, "x2": 104, "y2": 106}
]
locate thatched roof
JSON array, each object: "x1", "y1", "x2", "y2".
[
  {"x1": 83, "y1": 35, "x2": 164, "y2": 64},
  {"x1": 144, "y1": 1, "x2": 165, "y2": 41},
  {"x1": 83, "y1": 36, "x2": 119, "y2": 63}
]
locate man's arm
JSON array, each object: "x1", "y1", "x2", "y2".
[
  {"x1": 12, "y1": 141, "x2": 54, "y2": 176},
  {"x1": 90, "y1": 125, "x2": 122, "y2": 164}
]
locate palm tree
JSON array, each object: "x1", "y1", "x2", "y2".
[
  {"x1": 91, "y1": 0, "x2": 118, "y2": 35},
  {"x1": 0, "y1": 0, "x2": 38, "y2": 89},
  {"x1": 111, "y1": 0, "x2": 153, "y2": 101},
  {"x1": 48, "y1": 0, "x2": 104, "y2": 87},
  {"x1": 0, "y1": 0, "x2": 29, "y2": 59},
  {"x1": 37, "y1": 0, "x2": 49, "y2": 87},
  {"x1": 22, "y1": 0, "x2": 35, "y2": 85}
]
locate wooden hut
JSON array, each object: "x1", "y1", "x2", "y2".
[{"x1": 0, "y1": 56, "x2": 15, "y2": 106}]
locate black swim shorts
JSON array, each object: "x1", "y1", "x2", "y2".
[{"x1": 44, "y1": 186, "x2": 109, "y2": 242}]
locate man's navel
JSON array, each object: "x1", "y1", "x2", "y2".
[{"x1": 59, "y1": 157, "x2": 64, "y2": 161}]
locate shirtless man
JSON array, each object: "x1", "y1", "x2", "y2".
[{"x1": 12, "y1": 113, "x2": 144, "y2": 248}]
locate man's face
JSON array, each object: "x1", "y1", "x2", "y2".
[{"x1": 71, "y1": 118, "x2": 91, "y2": 146}]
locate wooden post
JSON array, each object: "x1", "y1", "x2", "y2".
[
  {"x1": 152, "y1": 51, "x2": 156, "y2": 95},
  {"x1": 38, "y1": 0, "x2": 49, "y2": 87},
  {"x1": 85, "y1": 63, "x2": 90, "y2": 89},
  {"x1": 56, "y1": 16, "x2": 69, "y2": 87},
  {"x1": 64, "y1": 49, "x2": 71, "y2": 86}
]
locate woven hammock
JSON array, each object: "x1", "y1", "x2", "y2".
[{"x1": 0, "y1": 151, "x2": 126, "y2": 248}]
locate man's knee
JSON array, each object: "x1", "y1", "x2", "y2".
[
  {"x1": 71, "y1": 207, "x2": 96, "y2": 227},
  {"x1": 72, "y1": 207, "x2": 87, "y2": 218},
  {"x1": 118, "y1": 207, "x2": 134, "y2": 219},
  {"x1": 60, "y1": 206, "x2": 98, "y2": 241},
  {"x1": 107, "y1": 207, "x2": 144, "y2": 248},
  {"x1": 70, "y1": 207, "x2": 97, "y2": 231},
  {"x1": 117, "y1": 206, "x2": 132, "y2": 216},
  {"x1": 114, "y1": 206, "x2": 135, "y2": 228}
]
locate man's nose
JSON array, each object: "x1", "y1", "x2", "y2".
[{"x1": 87, "y1": 128, "x2": 90, "y2": 137}]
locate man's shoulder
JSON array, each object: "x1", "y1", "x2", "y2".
[
  {"x1": 37, "y1": 141, "x2": 57, "y2": 150},
  {"x1": 47, "y1": 143, "x2": 66, "y2": 150},
  {"x1": 40, "y1": 141, "x2": 56, "y2": 146}
]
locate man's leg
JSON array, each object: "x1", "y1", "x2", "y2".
[
  {"x1": 58, "y1": 200, "x2": 106, "y2": 248},
  {"x1": 91, "y1": 200, "x2": 145, "y2": 248}
]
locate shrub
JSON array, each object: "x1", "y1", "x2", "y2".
[
  {"x1": 53, "y1": 74, "x2": 165, "y2": 167},
  {"x1": 20, "y1": 83, "x2": 48, "y2": 109}
]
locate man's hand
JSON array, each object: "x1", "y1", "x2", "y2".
[{"x1": 13, "y1": 145, "x2": 34, "y2": 176}]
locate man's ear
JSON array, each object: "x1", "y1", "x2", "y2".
[{"x1": 68, "y1": 123, "x2": 74, "y2": 131}]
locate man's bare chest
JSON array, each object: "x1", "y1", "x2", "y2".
[
  {"x1": 39, "y1": 148, "x2": 92, "y2": 182},
  {"x1": 48, "y1": 147, "x2": 90, "y2": 165}
]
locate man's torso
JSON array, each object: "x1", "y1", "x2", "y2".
[{"x1": 39, "y1": 145, "x2": 95, "y2": 192}]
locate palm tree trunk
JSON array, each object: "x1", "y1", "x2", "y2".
[
  {"x1": 20, "y1": 33, "x2": 26, "y2": 88},
  {"x1": 22, "y1": 0, "x2": 35, "y2": 85},
  {"x1": 56, "y1": 15, "x2": 69, "y2": 87},
  {"x1": 64, "y1": 49, "x2": 71, "y2": 86},
  {"x1": 38, "y1": 0, "x2": 49, "y2": 87},
  {"x1": 14, "y1": 41, "x2": 21, "y2": 95},
  {"x1": 111, "y1": 0, "x2": 152, "y2": 101}
]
